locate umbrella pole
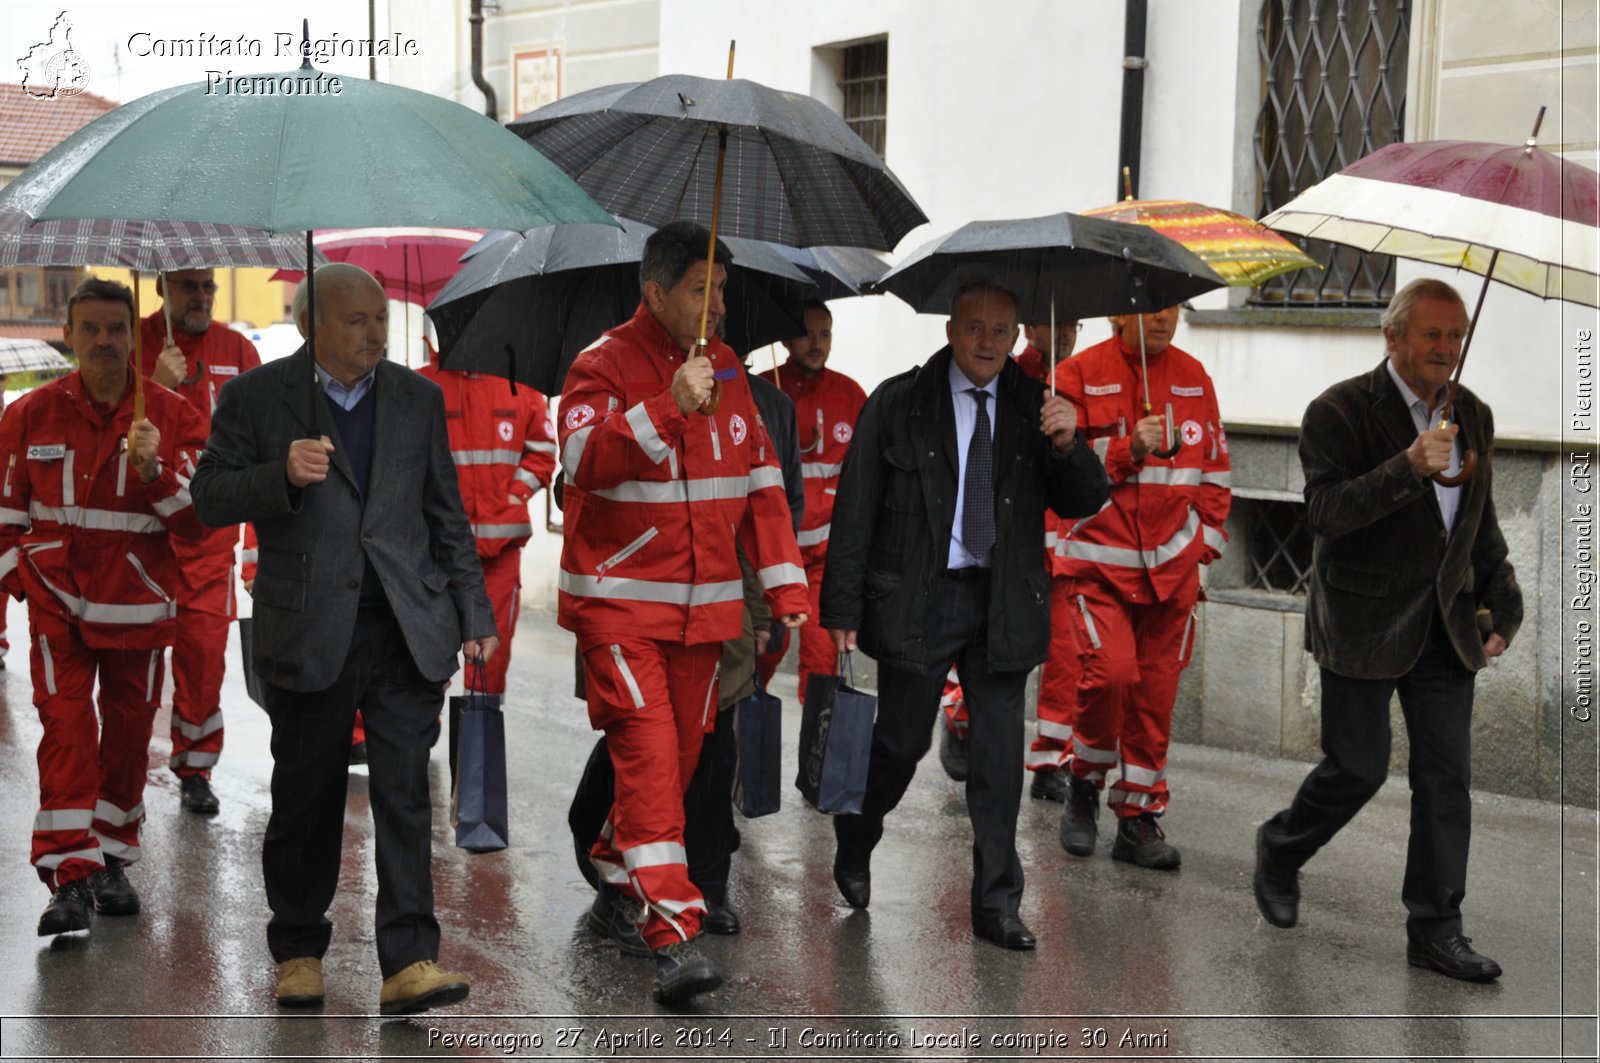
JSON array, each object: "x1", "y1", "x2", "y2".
[
  {"x1": 1137, "y1": 313, "x2": 1179, "y2": 459},
  {"x1": 1049, "y1": 297, "x2": 1056, "y2": 397},
  {"x1": 1431, "y1": 248, "x2": 1496, "y2": 487},
  {"x1": 160, "y1": 273, "x2": 175, "y2": 347},
  {"x1": 694, "y1": 40, "x2": 737, "y2": 416},
  {"x1": 306, "y1": 230, "x2": 319, "y2": 434},
  {"x1": 771, "y1": 344, "x2": 781, "y2": 390},
  {"x1": 131, "y1": 272, "x2": 144, "y2": 451}
]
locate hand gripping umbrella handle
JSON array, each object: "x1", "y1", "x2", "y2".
[
  {"x1": 1428, "y1": 247, "x2": 1496, "y2": 487},
  {"x1": 1433, "y1": 449, "x2": 1477, "y2": 487}
]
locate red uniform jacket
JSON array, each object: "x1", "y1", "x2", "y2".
[
  {"x1": 1013, "y1": 343, "x2": 1050, "y2": 385},
  {"x1": 558, "y1": 304, "x2": 807, "y2": 646},
  {"x1": 416, "y1": 364, "x2": 556, "y2": 559},
  {"x1": 138, "y1": 313, "x2": 260, "y2": 557},
  {"x1": 0, "y1": 372, "x2": 208, "y2": 649},
  {"x1": 756, "y1": 364, "x2": 866, "y2": 555},
  {"x1": 1053, "y1": 335, "x2": 1231, "y2": 600}
]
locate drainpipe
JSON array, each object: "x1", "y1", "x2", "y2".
[
  {"x1": 470, "y1": 0, "x2": 498, "y2": 121},
  {"x1": 1117, "y1": 0, "x2": 1149, "y2": 200}
]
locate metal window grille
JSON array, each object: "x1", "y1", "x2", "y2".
[
  {"x1": 1253, "y1": 0, "x2": 1409, "y2": 306},
  {"x1": 1244, "y1": 498, "x2": 1313, "y2": 594},
  {"x1": 840, "y1": 38, "x2": 887, "y2": 156}
]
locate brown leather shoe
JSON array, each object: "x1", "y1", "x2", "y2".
[
  {"x1": 275, "y1": 957, "x2": 324, "y2": 1007},
  {"x1": 379, "y1": 960, "x2": 470, "y2": 1015}
]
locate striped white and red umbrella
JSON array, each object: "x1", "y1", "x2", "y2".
[{"x1": 1262, "y1": 125, "x2": 1599, "y2": 307}]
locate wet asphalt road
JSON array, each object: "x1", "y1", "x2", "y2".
[{"x1": 0, "y1": 593, "x2": 1593, "y2": 1062}]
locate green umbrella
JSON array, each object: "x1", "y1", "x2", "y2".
[
  {"x1": 0, "y1": 65, "x2": 612, "y2": 233},
  {"x1": 0, "y1": 50, "x2": 614, "y2": 427}
]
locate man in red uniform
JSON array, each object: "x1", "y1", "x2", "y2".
[
  {"x1": 139, "y1": 268, "x2": 261, "y2": 814},
  {"x1": 756, "y1": 299, "x2": 866, "y2": 701},
  {"x1": 558, "y1": 222, "x2": 808, "y2": 1004},
  {"x1": 416, "y1": 352, "x2": 555, "y2": 697},
  {"x1": 1053, "y1": 304, "x2": 1230, "y2": 870},
  {"x1": 940, "y1": 317, "x2": 1085, "y2": 803},
  {"x1": 1, "y1": 278, "x2": 208, "y2": 935}
]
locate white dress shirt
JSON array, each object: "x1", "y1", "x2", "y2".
[
  {"x1": 948, "y1": 360, "x2": 1001, "y2": 568},
  {"x1": 1385, "y1": 359, "x2": 1462, "y2": 539}
]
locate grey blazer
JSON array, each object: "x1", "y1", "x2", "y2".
[{"x1": 191, "y1": 349, "x2": 494, "y2": 692}]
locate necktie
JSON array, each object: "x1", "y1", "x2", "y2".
[{"x1": 963, "y1": 388, "x2": 996, "y2": 560}]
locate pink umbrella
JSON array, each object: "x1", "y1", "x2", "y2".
[
  {"x1": 270, "y1": 226, "x2": 485, "y2": 305},
  {"x1": 1263, "y1": 109, "x2": 1599, "y2": 482}
]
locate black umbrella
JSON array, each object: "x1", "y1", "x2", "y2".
[
  {"x1": 425, "y1": 219, "x2": 813, "y2": 394},
  {"x1": 874, "y1": 211, "x2": 1226, "y2": 322},
  {"x1": 877, "y1": 211, "x2": 1228, "y2": 455},
  {"x1": 771, "y1": 243, "x2": 889, "y2": 300},
  {"x1": 508, "y1": 74, "x2": 928, "y2": 253}
]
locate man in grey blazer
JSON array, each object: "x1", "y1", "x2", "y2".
[
  {"x1": 191, "y1": 264, "x2": 497, "y2": 1014},
  {"x1": 1254, "y1": 278, "x2": 1522, "y2": 982}
]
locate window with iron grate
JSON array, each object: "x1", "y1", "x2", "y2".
[
  {"x1": 1238, "y1": 497, "x2": 1314, "y2": 594},
  {"x1": 1253, "y1": 0, "x2": 1410, "y2": 307},
  {"x1": 840, "y1": 38, "x2": 887, "y2": 157}
]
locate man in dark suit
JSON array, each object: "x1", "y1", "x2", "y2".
[
  {"x1": 1254, "y1": 278, "x2": 1522, "y2": 982},
  {"x1": 191, "y1": 264, "x2": 497, "y2": 1013},
  {"x1": 820, "y1": 282, "x2": 1109, "y2": 949}
]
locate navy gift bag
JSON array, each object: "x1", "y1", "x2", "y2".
[
  {"x1": 795, "y1": 653, "x2": 875, "y2": 814},
  {"x1": 733, "y1": 680, "x2": 782, "y2": 818},
  {"x1": 450, "y1": 664, "x2": 508, "y2": 853}
]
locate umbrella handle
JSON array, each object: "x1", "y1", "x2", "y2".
[{"x1": 1432, "y1": 448, "x2": 1477, "y2": 487}]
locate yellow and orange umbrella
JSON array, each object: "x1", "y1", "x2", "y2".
[{"x1": 1084, "y1": 192, "x2": 1317, "y2": 288}]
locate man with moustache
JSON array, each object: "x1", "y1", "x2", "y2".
[
  {"x1": 0, "y1": 278, "x2": 208, "y2": 935},
  {"x1": 139, "y1": 268, "x2": 261, "y2": 814},
  {"x1": 1254, "y1": 279, "x2": 1521, "y2": 982}
]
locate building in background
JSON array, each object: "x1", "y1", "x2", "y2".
[{"x1": 377, "y1": 0, "x2": 1597, "y2": 805}]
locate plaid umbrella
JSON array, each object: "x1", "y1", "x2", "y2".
[
  {"x1": 509, "y1": 74, "x2": 928, "y2": 252},
  {"x1": 426, "y1": 219, "x2": 813, "y2": 394},
  {"x1": 0, "y1": 339, "x2": 72, "y2": 375},
  {"x1": 0, "y1": 209, "x2": 320, "y2": 271},
  {"x1": 1082, "y1": 198, "x2": 1319, "y2": 288}
]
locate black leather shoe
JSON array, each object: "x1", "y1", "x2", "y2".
[
  {"x1": 89, "y1": 856, "x2": 140, "y2": 917},
  {"x1": 1030, "y1": 769, "x2": 1069, "y2": 802},
  {"x1": 1253, "y1": 826, "x2": 1299, "y2": 928},
  {"x1": 1407, "y1": 934, "x2": 1502, "y2": 982},
  {"x1": 833, "y1": 855, "x2": 870, "y2": 909},
  {"x1": 37, "y1": 878, "x2": 92, "y2": 936},
  {"x1": 701, "y1": 899, "x2": 740, "y2": 935},
  {"x1": 586, "y1": 884, "x2": 653, "y2": 958},
  {"x1": 938, "y1": 725, "x2": 968, "y2": 781},
  {"x1": 973, "y1": 913, "x2": 1037, "y2": 951},
  {"x1": 179, "y1": 774, "x2": 219, "y2": 815}
]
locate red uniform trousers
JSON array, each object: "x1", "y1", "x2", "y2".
[
  {"x1": 1028, "y1": 575, "x2": 1082, "y2": 771},
  {"x1": 476, "y1": 547, "x2": 523, "y2": 696},
  {"x1": 28, "y1": 606, "x2": 165, "y2": 889},
  {"x1": 168, "y1": 548, "x2": 234, "y2": 780},
  {"x1": 581, "y1": 635, "x2": 719, "y2": 949},
  {"x1": 1065, "y1": 570, "x2": 1199, "y2": 818},
  {"x1": 941, "y1": 577, "x2": 1081, "y2": 772}
]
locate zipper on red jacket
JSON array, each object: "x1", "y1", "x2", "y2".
[
  {"x1": 125, "y1": 551, "x2": 172, "y2": 602},
  {"x1": 3, "y1": 454, "x2": 13, "y2": 498},
  {"x1": 709, "y1": 418, "x2": 722, "y2": 462},
  {"x1": 596, "y1": 526, "x2": 659, "y2": 580}
]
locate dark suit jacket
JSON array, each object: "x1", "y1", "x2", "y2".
[
  {"x1": 191, "y1": 349, "x2": 494, "y2": 692},
  {"x1": 747, "y1": 368, "x2": 804, "y2": 533},
  {"x1": 1301, "y1": 360, "x2": 1522, "y2": 679},
  {"x1": 821, "y1": 348, "x2": 1110, "y2": 673}
]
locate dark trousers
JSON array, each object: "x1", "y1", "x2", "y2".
[
  {"x1": 262, "y1": 606, "x2": 444, "y2": 978},
  {"x1": 834, "y1": 571, "x2": 1028, "y2": 922},
  {"x1": 568, "y1": 705, "x2": 739, "y2": 903},
  {"x1": 1261, "y1": 618, "x2": 1476, "y2": 941}
]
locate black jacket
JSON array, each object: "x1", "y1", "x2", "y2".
[
  {"x1": 820, "y1": 348, "x2": 1110, "y2": 673},
  {"x1": 1301, "y1": 360, "x2": 1522, "y2": 678}
]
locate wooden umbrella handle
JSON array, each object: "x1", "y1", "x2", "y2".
[{"x1": 695, "y1": 41, "x2": 737, "y2": 417}]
